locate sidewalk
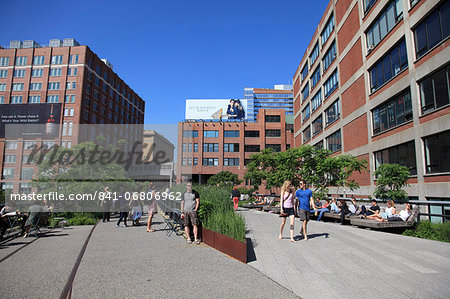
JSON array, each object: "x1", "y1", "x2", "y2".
[
  {"x1": 241, "y1": 208, "x2": 450, "y2": 299},
  {"x1": 0, "y1": 214, "x2": 298, "y2": 299}
]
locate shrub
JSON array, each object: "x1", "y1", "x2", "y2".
[{"x1": 403, "y1": 221, "x2": 450, "y2": 243}]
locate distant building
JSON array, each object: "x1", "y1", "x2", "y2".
[{"x1": 244, "y1": 84, "x2": 293, "y2": 122}]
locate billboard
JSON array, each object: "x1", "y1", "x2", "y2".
[
  {"x1": 0, "y1": 103, "x2": 62, "y2": 138},
  {"x1": 185, "y1": 99, "x2": 247, "y2": 120}
]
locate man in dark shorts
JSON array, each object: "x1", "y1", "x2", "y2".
[
  {"x1": 359, "y1": 199, "x2": 380, "y2": 216},
  {"x1": 294, "y1": 180, "x2": 315, "y2": 241},
  {"x1": 180, "y1": 182, "x2": 200, "y2": 244}
]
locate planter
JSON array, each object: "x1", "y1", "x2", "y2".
[{"x1": 201, "y1": 227, "x2": 247, "y2": 263}]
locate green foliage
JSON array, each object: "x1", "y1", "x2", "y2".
[
  {"x1": 244, "y1": 145, "x2": 367, "y2": 195},
  {"x1": 68, "y1": 214, "x2": 97, "y2": 226},
  {"x1": 0, "y1": 189, "x2": 5, "y2": 204},
  {"x1": 374, "y1": 163, "x2": 410, "y2": 201},
  {"x1": 49, "y1": 212, "x2": 99, "y2": 227},
  {"x1": 197, "y1": 201, "x2": 214, "y2": 222},
  {"x1": 238, "y1": 187, "x2": 255, "y2": 195},
  {"x1": 207, "y1": 171, "x2": 242, "y2": 190},
  {"x1": 403, "y1": 221, "x2": 450, "y2": 243}
]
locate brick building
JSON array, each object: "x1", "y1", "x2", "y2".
[
  {"x1": 0, "y1": 38, "x2": 145, "y2": 193},
  {"x1": 177, "y1": 109, "x2": 294, "y2": 192},
  {"x1": 292, "y1": 0, "x2": 449, "y2": 221}
]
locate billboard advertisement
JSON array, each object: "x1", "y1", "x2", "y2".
[
  {"x1": 0, "y1": 103, "x2": 62, "y2": 138},
  {"x1": 185, "y1": 99, "x2": 247, "y2": 120}
]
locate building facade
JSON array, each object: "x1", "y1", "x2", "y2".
[
  {"x1": 292, "y1": 0, "x2": 449, "y2": 221},
  {"x1": 177, "y1": 109, "x2": 294, "y2": 192},
  {"x1": 244, "y1": 84, "x2": 294, "y2": 122},
  {"x1": 0, "y1": 38, "x2": 145, "y2": 193}
]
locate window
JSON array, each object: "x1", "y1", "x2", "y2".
[
  {"x1": 29, "y1": 96, "x2": 41, "y2": 103},
  {"x1": 187, "y1": 158, "x2": 192, "y2": 165},
  {"x1": 369, "y1": 39, "x2": 407, "y2": 92},
  {"x1": 50, "y1": 68, "x2": 62, "y2": 76},
  {"x1": 414, "y1": 1, "x2": 450, "y2": 59},
  {"x1": 224, "y1": 143, "x2": 239, "y2": 152},
  {"x1": 224, "y1": 130, "x2": 239, "y2": 137},
  {"x1": 0, "y1": 70, "x2": 7, "y2": 78},
  {"x1": 373, "y1": 88, "x2": 412, "y2": 134},
  {"x1": 0, "y1": 57, "x2": 9, "y2": 66},
  {"x1": 14, "y1": 69, "x2": 26, "y2": 77},
  {"x1": 69, "y1": 54, "x2": 79, "y2": 64},
  {"x1": 324, "y1": 69, "x2": 339, "y2": 98},
  {"x1": 266, "y1": 144, "x2": 281, "y2": 152},
  {"x1": 326, "y1": 130, "x2": 341, "y2": 152},
  {"x1": 11, "y1": 96, "x2": 23, "y2": 103},
  {"x1": 182, "y1": 143, "x2": 187, "y2": 152},
  {"x1": 311, "y1": 66, "x2": 321, "y2": 88},
  {"x1": 312, "y1": 115, "x2": 323, "y2": 136},
  {"x1": 224, "y1": 158, "x2": 239, "y2": 166},
  {"x1": 366, "y1": 0, "x2": 403, "y2": 50},
  {"x1": 303, "y1": 126, "x2": 311, "y2": 144},
  {"x1": 245, "y1": 145, "x2": 260, "y2": 152},
  {"x1": 65, "y1": 95, "x2": 75, "y2": 103},
  {"x1": 33, "y1": 56, "x2": 45, "y2": 65},
  {"x1": 245, "y1": 130, "x2": 260, "y2": 137},
  {"x1": 0, "y1": 96, "x2": 4, "y2": 104},
  {"x1": 194, "y1": 143, "x2": 198, "y2": 152},
  {"x1": 30, "y1": 83, "x2": 42, "y2": 91},
  {"x1": 323, "y1": 41, "x2": 336, "y2": 72},
  {"x1": 265, "y1": 115, "x2": 281, "y2": 122},
  {"x1": 47, "y1": 95, "x2": 59, "y2": 103},
  {"x1": 364, "y1": 0, "x2": 378, "y2": 13},
  {"x1": 21, "y1": 168, "x2": 33, "y2": 180},
  {"x1": 32, "y1": 69, "x2": 43, "y2": 77},
  {"x1": 6, "y1": 141, "x2": 18, "y2": 149},
  {"x1": 266, "y1": 129, "x2": 281, "y2": 137},
  {"x1": 311, "y1": 90, "x2": 322, "y2": 112},
  {"x1": 203, "y1": 143, "x2": 219, "y2": 152},
  {"x1": 66, "y1": 82, "x2": 76, "y2": 90},
  {"x1": 64, "y1": 108, "x2": 74, "y2": 116},
  {"x1": 310, "y1": 43, "x2": 319, "y2": 66},
  {"x1": 43, "y1": 140, "x2": 55, "y2": 149},
  {"x1": 48, "y1": 82, "x2": 60, "y2": 90},
  {"x1": 203, "y1": 158, "x2": 219, "y2": 166},
  {"x1": 325, "y1": 100, "x2": 340, "y2": 125},
  {"x1": 51, "y1": 55, "x2": 63, "y2": 64},
  {"x1": 68, "y1": 67, "x2": 78, "y2": 76},
  {"x1": 188, "y1": 143, "x2": 193, "y2": 152},
  {"x1": 302, "y1": 83, "x2": 310, "y2": 101},
  {"x1": 375, "y1": 140, "x2": 417, "y2": 175},
  {"x1": 193, "y1": 158, "x2": 198, "y2": 166},
  {"x1": 314, "y1": 140, "x2": 324, "y2": 149},
  {"x1": 2, "y1": 168, "x2": 14, "y2": 180},
  {"x1": 12, "y1": 83, "x2": 24, "y2": 91},
  {"x1": 419, "y1": 65, "x2": 450, "y2": 113},
  {"x1": 94, "y1": 77, "x2": 100, "y2": 87},
  {"x1": 301, "y1": 63, "x2": 309, "y2": 82},
  {"x1": 0, "y1": 84, "x2": 5, "y2": 91},
  {"x1": 302, "y1": 104, "x2": 310, "y2": 122},
  {"x1": 424, "y1": 130, "x2": 450, "y2": 173},
  {"x1": 22, "y1": 155, "x2": 32, "y2": 163},
  {"x1": 203, "y1": 130, "x2": 219, "y2": 138},
  {"x1": 16, "y1": 56, "x2": 27, "y2": 66},
  {"x1": 24, "y1": 141, "x2": 36, "y2": 149},
  {"x1": 63, "y1": 122, "x2": 73, "y2": 136},
  {"x1": 4, "y1": 155, "x2": 16, "y2": 163},
  {"x1": 321, "y1": 14, "x2": 335, "y2": 45}
]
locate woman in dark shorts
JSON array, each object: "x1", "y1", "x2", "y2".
[{"x1": 279, "y1": 180, "x2": 297, "y2": 243}]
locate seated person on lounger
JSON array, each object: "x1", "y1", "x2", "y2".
[
  {"x1": 254, "y1": 196, "x2": 267, "y2": 205},
  {"x1": 382, "y1": 203, "x2": 412, "y2": 222},
  {"x1": 316, "y1": 199, "x2": 331, "y2": 222},
  {"x1": 363, "y1": 200, "x2": 396, "y2": 222}
]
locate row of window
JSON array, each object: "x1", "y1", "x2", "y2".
[
  {"x1": 1, "y1": 81, "x2": 76, "y2": 91},
  {"x1": 0, "y1": 67, "x2": 78, "y2": 78},
  {"x1": 0, "y1": 55, "x2": 79, "y2": 67},
  {"x1": 302, "y1": 100, "x2": 340, "y2": 142},
  {"x1": 2, "y1": 168, "x2": 34, "y2": 180}
]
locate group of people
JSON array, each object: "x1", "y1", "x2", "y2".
[
  {"x1": 226, "y1": 99, "x2": 245, "y2": 120},
  {"x1": 278, "y1": 180, "x2": 414, "y2": 242}
]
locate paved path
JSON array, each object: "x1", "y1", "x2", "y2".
[
  {"x1": 0, "y1": 214, "x2": 298, "y2": 299},
  {"x1": 241, "y1": 208, "x2": 450, "y2": 299}
]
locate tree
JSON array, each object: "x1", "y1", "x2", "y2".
[
  {"x1": 207, "y1": 171, "x2": 242, "y2": 189},
  {"x1": 373, "y1": 163, "x2": 410, "y2": 201}
]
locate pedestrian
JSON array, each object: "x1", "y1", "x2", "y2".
[
  {"x1": 294, "y1": 179, "x2": 315, "y2": 241},
  {"x1": 146, "y1": 182, "x2": 158, "y2": 232},
  {"x1": 279, "y1": 180, "x2": 297, "y2": 243},
  {"x1": 116, "y1": 188, "x2": 128, "y2": 228},
  {"x1": 180, "y1": 182, "x2": 200, "y2": 244},
  {"x1": 101, "y1": 186, "x2": 111, "y2": 222},
  {"x1": 231, "y1": 186, "x2": 241, "y2": 211}
]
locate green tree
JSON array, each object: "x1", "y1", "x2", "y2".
[
  {"x1": 207, "y1": 171, "x2": 242, "y2": 189},
  {"x1": 373, "y1": 163, "x2": 410, "y2": 201}
]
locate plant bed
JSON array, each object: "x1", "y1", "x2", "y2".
[{"x1": 201, "y1": 227, "x2": 247, "y2": 263}]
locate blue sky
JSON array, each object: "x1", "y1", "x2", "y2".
[{"x1": 0, "y1": 0, "x2": 328, "y2": 124}]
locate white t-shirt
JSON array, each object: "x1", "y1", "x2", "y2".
[{"x1": 399, "y1": 209, "x2": 411, "y2": 221}]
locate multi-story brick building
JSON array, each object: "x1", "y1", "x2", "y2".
[
  {"x1": 244, "y1": 85, "x2": 294, "y2": 122},
  {"x1": 292, "y1": 0, "x2": 449, "y2": 221},
  {"x1": 0, "y1": 38, "x2": 145, "y2": 193},
  {"x1": 177, "y1": 109, "x2": 293, "y2": 192}
]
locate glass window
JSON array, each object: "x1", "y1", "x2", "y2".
[
  {"x1": 364, "y1": 0, "x2": 378, "y2": 13},
  {"x1": 244, "y1": 145, "x2": 260, "y2": 152},
  {"x1": 326, "y1": 130, "x2": 341, "y2": 152},
  {"x1": 266, "y1": 130, "x2": 281, "y2": 137},
  {"x1": 203, "y1": 143, "x2": 219, "y2": 152},
  {"x1": 0, "y1": 57, "x2": 9, "y2": 66},
  {"x1": 311, "y1": 90, "x2": 322, "y2": 112},
  {"x1": 424, "y1": 130, "x2": 450, "y2": 173},
  {"x1": 224, "y1": 158, "x2": 239, "y2": 166},
  {"x1": 33, "y1": 56, "x2": 45, "y2": 65},
  {"x1": 202, "y1": 158, "x2": 219, "y2": 166},
  {"x1": 374, "y1": 141, "x2": 417, "y2": 175},
  {"x1": 311, "y1": 66, "x2": 321, "y2": 88},
  {"x1": 21, "y1": 168, "x2": 33, "y2": 180},
  {"x1": 302, "y1": 104, "x2": 310, "y2": 122},
  {"x1": 323, "y1": 41, "x2": 336, "y2": 72},
  {"x1": 303, "y1": 126, "x2": 311, "y2": 144},
  {"x1": 321, "y1": 14, "x2": 335, "y2": 45},
  {"x1": 224, "y1": 130, "x2": 239, "y2": 137},
  {"x1": 183, "y1": 130, "x2": 198, "y2": 138},
  {"x1": 301, "y1": 63, "x2": 309, "y2": 82},
  {"x1": 0, "y1": 70, "x2": 7, "y2": 78},
  {"x1": 204, "y1": 130, "x2": 219, "y2": 138},
  {"x1": 324, "y1": 69, "x2": 339, "y2": 98},
  {"x1": 265, "y1": 115, "x2": 281, "y2": 122},
  {"x1": 266, "y1": 144, "x2": 281, "y2": 152},
  {"x1": 302, "y1": 83, "x2": 310, "y2": 101},
  {"x1": 419, "y1": 65, "x2": 450, "y2": 113},
  {"x1": 325, "y1": 100, "x2": 340, "y2": 125},
  {"x1": 51, "y1": 55, "x2": 63, "y2": 65},
  {"x1": 310, "y1": 43, "x2": 319, "y2": 66},
  {"x1": 16, "y1": 56, "x2": 27, "y2": 66},
  {"x1": 244, "y1": 131, "x2": 260, "y2": 137},
  {"x1": 11, "y1": 96, "x2": 23, "y2": 103},
  {"x1": 312, "y1": 115, "x2": 323, "y2": 136},
  {"x1": 14, "y1": 69, "x2": 26, "y2": 77}
]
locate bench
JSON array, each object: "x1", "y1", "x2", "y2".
[{"x1": 350, "y1": 205, "x2": 419, "y2": 229}]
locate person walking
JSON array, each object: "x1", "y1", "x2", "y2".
[
  {"x1": 116, "y1": 188, "x2": 128, "y2": 228},
  {"x1": 279, "y1": 180, "x2": 297, "y2": 243},
  {"x1": 231, "y1": 186, "x2": 241, "y2": 211},
  {"x1": 146, "y1": 182, "x2": 158, "y2": 232},
  {"x1": 295, "y1": 179, "x2": 315, "y2": 241},
  {"x1": 181, "y1": 182, "x2": 200, "y2": 244},
  {"x1": 101, "y1": 186, "x2": 111, "y2": 222}
]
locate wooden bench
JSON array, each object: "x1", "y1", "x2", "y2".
[{"x1": 350, "y1": 205, "x2": 419, "y2": 229}]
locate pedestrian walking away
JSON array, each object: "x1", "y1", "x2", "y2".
[{"x1": 294, "y1": 179, "x2": 315, "y2": 241}]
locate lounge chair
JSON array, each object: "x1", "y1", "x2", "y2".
[{"x1": 350, "y1": 205, "x2": 420, "y2": 229}]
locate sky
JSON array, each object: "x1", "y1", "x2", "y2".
[{"x1": 0, "y1": 0, "x2": 329, "y2": 125}]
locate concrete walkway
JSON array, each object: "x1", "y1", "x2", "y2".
[
  {"x1": 0, "y1": 214, "x2": 298, "y2": 299},
  {"x1": 241, "y1": 208, "x2": 450, "y2": 299}
]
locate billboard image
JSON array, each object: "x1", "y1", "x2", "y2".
[
  {"x1": 185, "y1": 99, "x2": 247, "y2": 120},
  {"x1": 0, "y1": 103, "x2": 62, "y2": 138}
]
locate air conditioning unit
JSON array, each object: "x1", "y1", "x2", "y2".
[{"x1": 367, "y1": 45, "x2": 374, "y2": 52}]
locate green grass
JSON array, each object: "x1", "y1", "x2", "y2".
[
  {"x1": 403, "y1": 221, "x2": 450, "y2": 243},
  {"x1": 49, "y1": 212, "x2": 99, "y2": 226}
]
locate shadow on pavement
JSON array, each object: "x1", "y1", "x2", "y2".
[{"x1": 246, "y1": 238, "x2": 257, "y2": 263}]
